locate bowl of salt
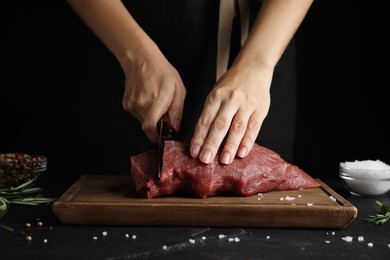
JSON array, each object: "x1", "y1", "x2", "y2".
[{"x1": 339, "y1": 159, "x2": 390, "y2": 197}]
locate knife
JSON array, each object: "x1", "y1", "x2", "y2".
[{"x1": 157, "y1": 117, "x2": 171, "y2": 178}]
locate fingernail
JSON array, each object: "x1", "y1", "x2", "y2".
[
  {"x1": 221, "y1": 151, "x2": 231, "y2": 164},
  {"x1": 191, "y1": 145, "x2": 201, "y2": 157},
  {"x1": 200, "y1": 150, "x2": 212, "y2": 164},
  {"x1": 237, "y1": 146, "x2": 248, "y2": 158}
]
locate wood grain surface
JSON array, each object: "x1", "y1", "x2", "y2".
[{"x1": 52, "y1": 175, "x2": 358, "y2": 229}]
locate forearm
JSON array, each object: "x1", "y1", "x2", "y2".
[
  {"x1": 66, "y1": 0, "x2": 157, "y2": 71},
  {"x1": 234, "y1": 0, "x2": 314, "y2": 70}
]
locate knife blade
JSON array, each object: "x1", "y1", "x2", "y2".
[{"x1": 157, "y1": 118, "x2": 171, "y2": 178}]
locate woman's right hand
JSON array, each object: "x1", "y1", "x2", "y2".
[{"x1": 121, "y1": 45, "x2": 186, "y2": 143}]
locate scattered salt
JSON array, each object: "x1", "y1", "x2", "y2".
[
  {"x1": 102, "y1": 231, "x2": 108, "y2": 236},
  {"x1": 388, "y1": 243, "x2": 390, "y2": 248},
  {"x1": 93, "y1": 236, "x2": 98, "y2": 240},
  {"x1": 218, "y1": 234, "x2": 226, "y2": 239},
  {"x1": 266, "y1": 236, "x2": 270, "y2": 239},
  {"x1": 132, "y1": 235, "x2": 137, "y2": 239},
  {"x1": 162, "y1": 245, "x2": 168, "y2": 250},
  {"x1": 189, "y1": 239, "x2": 196, "y2": 244},
  {"x1": 279, "y1": 197, "x2": 284, "y2": 201},
  {"x1": 358, "y1": 236, "x2": 364, "y2": 241},
  {"x1": 342, "y1": 236, "x2": 353, "y2": 242},
  {"x1": 325, "y1": 240, "x2": 330, "y2": 244},
  {"x1": 125, "y1": 234, "x2": 129, "y2": 238},
  {"x1": 201, "y1": 236, "x2": 206, "y2": 240},
  {"x1": 332, "y1": 231, "x2": 336, "y2": 235},
  {"x1": 367, "y1": 242, "x2": 373, "y2": 247},
  {"x1": 307, "y1": 203, "x2": 314, "y2": 206},
  {"x1": 228, "y1": 238, "x2": 234, "y2": 242},
  {"x1": 285, "y1": 196, "x2": 296, "y2": 201},
  {"x1": 329, "y1": 196, "x2": 336, "y2": 202},
  {"x1": 43, "y1": 239, "x2": 48, "y2": 243},
  {"x1": 297, "y1": 195, "x2": 302, "y2": 198}
]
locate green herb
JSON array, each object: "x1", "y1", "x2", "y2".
[
  {"x1": 365, "y1": 200, "x2": 390, "y2": 225},
  {"x1": 0, "y1": 179, "x2": 56, "y2": 231}
]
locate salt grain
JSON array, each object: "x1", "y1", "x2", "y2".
[
  {"x1": 93, "y1": 236, "x2": 98, "y2": 240},
  {"x1": 285, "y1": 196, "x2": 296, "y2": 201},
  {"x1": 325, "y1": 240, "x2": 330, "y2": 244},
  {"x1": 125, "y1": 234, "x2": 129, "y2": 238},
  {"x1": 132, "y1": 235, "x2": 137, "y2": 239},
  {"x1": 201, "y1": 236, "x2": 206, "y2": 240},
  {"x1": 102, "y1": 231, "x2": 108, "y2": 236},
  {"x1": 329, "y1": 196, "x2": 336, "y2": 202},
  {"x1": 367, "y1": 242, "x2": 374, "y2": 247},
  {"x1": 228, "y1": 238, "x2": 234, "y2": 242},
  {"x1": 189, "y1": 239, "x2": 196, "y2": 244},
  {"x1": 162, "y1": 245, "x2": 168, "y2": 250},
  {"x1": 307, "y1": 203, "x2": 314, "y2": 206},
  {"x1": 358, "y1": 236, "x2": 364, "y2": 241},
  {"x1": 342, "y1": 236, "x2": 353, "y2": 242},
  {"x1": 218, "y1": 234, "x2": 226, "y2": 239},
  {"x1": 234, "y1": 237, "x2": 240, "y2": 242},
  {"x1": 266, "y1": 236, "x2": 270, "y2": 239},
  {"x1": 43, "y1": 239, "x2": 48, "y2": 243}
]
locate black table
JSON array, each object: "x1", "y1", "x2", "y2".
[{"x1": 1, "y1": 179, "x2": 389, "y2": 260}]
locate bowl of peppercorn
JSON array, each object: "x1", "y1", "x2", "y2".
[{"x1": 0, "y1": 153, "x2": 48, "y2": 188}]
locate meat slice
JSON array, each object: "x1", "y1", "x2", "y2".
[{"x1": 130, "y1": 140, "x2": 320, "y2": 198}]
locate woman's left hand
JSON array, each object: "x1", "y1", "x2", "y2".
[{"x1": 190, "y1": 63, "x2": 274, "y2": 164}]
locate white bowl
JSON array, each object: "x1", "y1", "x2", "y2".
[{"x1": 339, "y1": 162, "x2": 390, "y2": 197}]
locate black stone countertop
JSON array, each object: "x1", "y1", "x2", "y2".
[{"x1": 1, "y1": 179, "x2": 390, "y2": 260}]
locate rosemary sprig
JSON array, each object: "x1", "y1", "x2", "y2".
[
  {"x1": 365, "y1": 200, "x2": 390, "y2": 225},
  {"x1": 0, "y1": 179, "x2": 57, "y2": 231}
]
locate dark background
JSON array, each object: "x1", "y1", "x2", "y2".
[{"x1": 1, "y1": 1, "x2": 386, "y2": 192}]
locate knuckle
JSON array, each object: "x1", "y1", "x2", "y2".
[
  {"x1": 214, "y1": 116, "x2": 229, "y2": 131},
  {"x1": 229, "y1": 88, "x2": 245, "y2": 101},
  {"x1": 198, "y1": 111, "x2": 212, "y2": 128},
  {"x1": 231, "y1": 120, "x2": 245, "y2": 132},
  {"x1": 224, "y1": 140, "x2": 238, "y2": 149},
  {"x1": 248, "y1": 120, "x2": 259, "y2": 131},
  {"x1": 204, "y1": 138, "x2": 219, "y2": 149}
]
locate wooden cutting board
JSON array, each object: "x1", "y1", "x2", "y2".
[{"x1": 52, "y1": 175, "x2": 357, "y2": 229}]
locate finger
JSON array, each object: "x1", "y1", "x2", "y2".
[
  {"x1": 167, "y1": 82, "x2": 186, "y2": 133},
  {"x1": 190, "y1": 99, "x2": 221, "y2": 159},
  {"x1": 237, "y1": 110, "x2": 263, "y2": 158},
  {"x1": 142, "y1": 99, "x2": 169, "y2": 143},
  {"x1": 197, "y1": 102, "x2": 238, "y2": 164},
  {"x1": 219, "y1": 109, "x2": 250, "y2": 164}
]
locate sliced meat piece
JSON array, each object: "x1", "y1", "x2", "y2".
[{"x1": 130, "y1": 140, "x2": 320, "y2": 198}]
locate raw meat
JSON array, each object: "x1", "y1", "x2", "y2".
[{"x1": 130, "y1": 140, "x2": 320, "y2": 198}]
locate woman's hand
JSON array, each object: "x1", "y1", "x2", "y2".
[
  {"x1": 121, "y1": 48, "x2": 186, "y2": 143},
  {"x1": 190, "y1": 63, "x2": 273, "y2": 164}
]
